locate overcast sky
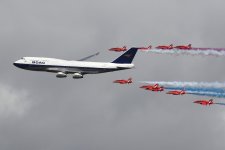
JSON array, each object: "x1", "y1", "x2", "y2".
[{"x1": 1, "y1": 0, "x2": 225, "y2": 150}]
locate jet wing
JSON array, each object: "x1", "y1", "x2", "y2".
[{"x1": 78, "y1": 52, "x2": 100, "y2": 61}]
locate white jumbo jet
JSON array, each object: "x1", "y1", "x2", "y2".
[{"x1": 13, "y1": 47, "x2": 138, "y2": 79}]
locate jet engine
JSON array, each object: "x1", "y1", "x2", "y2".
[
  {"x1": 73, "y1": 73, "x2": 83, "y2": 79},
  {"x1": 56, "y1": 72, "x2": 67, "y2": 78}
]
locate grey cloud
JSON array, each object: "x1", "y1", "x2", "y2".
[{"x1": 0, "y1": 83, "x2": 31, "y2": 117}]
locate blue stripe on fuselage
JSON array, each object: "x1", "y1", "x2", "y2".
[{"x1": 13, "y1": 63, "x2": 127, "y2": 74}]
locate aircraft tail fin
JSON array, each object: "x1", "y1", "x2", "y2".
[
  {"x1": 128, "y1": 77, "x2": 132, "y2": 83},
  {"x1": 112, "y1": 47, "x2": 138, "y2": 64},
  {"x1": 209, "y1": 99, "x2": 214, "y2": 105},
  {"x1": 154, "y1": 84, "x2": 159, "y2": 88}
]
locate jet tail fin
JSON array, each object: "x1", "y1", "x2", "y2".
[
  {"x1": 112, "y1": 47, "x2": 138, "y2": 64},
  {"x1": 209, "y1": 99, "x2": 214, "y2": 105}
]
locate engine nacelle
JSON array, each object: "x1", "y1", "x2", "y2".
[
  {"x1": 56, "y1": 72, "x2": 67, "y2": 78},
  {"x1": 73, "y1": 73, "x2": 83, "y2": 79}
]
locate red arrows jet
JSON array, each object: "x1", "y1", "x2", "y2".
[
  {"x1": 156, "y1": 44, "x2": 173, "y2": 49},
  {"x1": 138, "y1": 45, "x2": 152, "y2": 51},
  {"x1": 174, "y1": 44, "x2": 192, "y2": 50},
  {"x1": 166, "y1": 90, "x2": 186, "y2": 95},
  {"x1": 109, "y1": 46, "x2": 127, "y2": 52},
  {"x1": 140, "y1": 84, "x2": 164, "y2": 92},
  {"x1": 113, "y1": 78, "x2": 132, "y2": 84},
  {"x1": 193, "y1": 99, "x2": 214, "y2": 106}
]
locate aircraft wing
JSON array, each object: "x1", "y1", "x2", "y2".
[{"x1": 78, "y1": 52, "x2": 100, "y2": 61}]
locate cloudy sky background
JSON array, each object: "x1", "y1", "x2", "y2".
[{"x1": 1, "y1": 0, "x2": 225, "y2": 149}]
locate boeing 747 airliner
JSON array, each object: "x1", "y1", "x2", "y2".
[{"x1": 14, "y1": 48, "x2": 138, "y2": 79}]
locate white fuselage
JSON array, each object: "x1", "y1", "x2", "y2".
[{"x1": 13, "y1": 57, "x2": 134, "y2": 75}]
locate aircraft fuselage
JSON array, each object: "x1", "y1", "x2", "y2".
[{"x1": 14, "y1": 57, "x2": 134, "y2": 74}]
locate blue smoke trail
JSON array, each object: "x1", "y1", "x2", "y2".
[
  {"x1": 165, "y1": 87, "x2": 225, "y2": 93},
  {"x1": 141, "y1": 81, "x2": 225, "y2": 89},
  {"x1": 187, "y1": 91, "x2": 225, "y2": 98},
  {"x1": 141, "y1": 81, "x2": 225, "y2": 98},
  {"x1": 215, "y1": 103, "x2": 225, "y2": 106}
]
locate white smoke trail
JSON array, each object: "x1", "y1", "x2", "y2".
[{"x1": 146, "y1": 49, "x2": 225, "y2": 57}]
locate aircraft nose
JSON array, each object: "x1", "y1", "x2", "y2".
[
  {"x1": 13, "y1": 60, "x2": 21, "y2": 68},
  {"x1": 13, "y1": 59, "x2": 28, "y2": 69},
  {"x1": 13, "y1": 62, "x2": 19, "y2": 67}
]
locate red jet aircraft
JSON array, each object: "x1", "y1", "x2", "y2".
[
  {"x1": 156, "y1": 44, "x2": 173, "y2": 50},
  {"x1": 109, "y1": 46, "x2": 127, "y2": 52},
  {"x1": 140, "y1": 84, "x2": 164, "y2": 92},
  {"x1": 166, "y1": 90, "x2": 186, "y2": 95},
  {"x1": 193, "y1": 99, "x2": 214, "y2": 106},
  {"x1": 138, "y1": 45, "x2": 152, "y2": 51},
  {"x1": 113, "y1": 78, "x2": 132, "y2": 84},
  {"x1": 174, "y1": 44, "x2": 192, "y2": 50}
]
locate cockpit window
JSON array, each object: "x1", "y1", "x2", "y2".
[{"x1": 20, "y1": 57, "x2": 27, "y2": 62}]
